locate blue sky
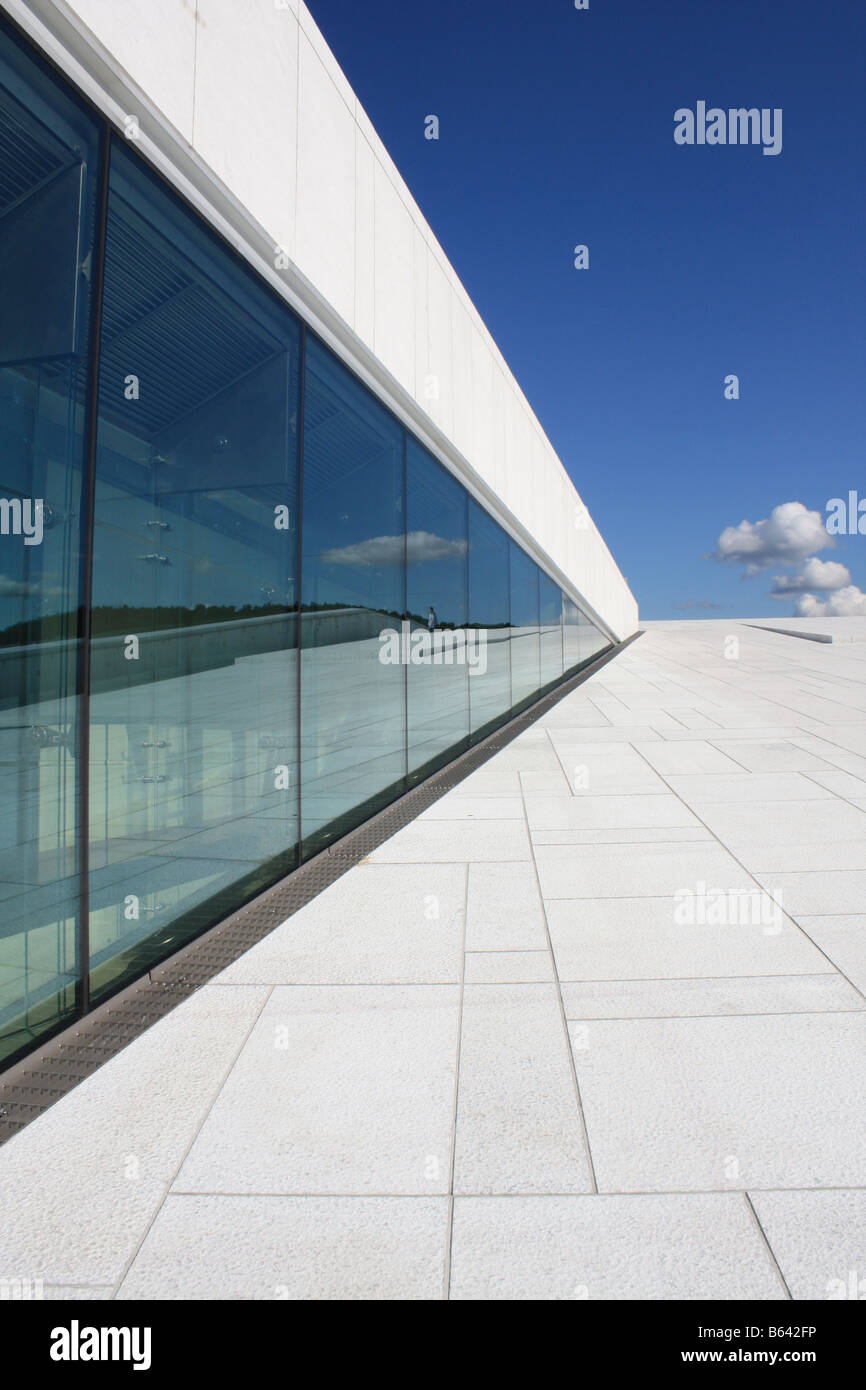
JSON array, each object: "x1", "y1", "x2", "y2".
[{"x1": 306, "y1": 0, "x2": 865, "y2": 620}]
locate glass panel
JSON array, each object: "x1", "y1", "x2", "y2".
[
  {"x1": 580, "y1": 606, "x2": 609, "y2": 663},
  {"x1": 300, "y1": 335, "x2": 405, "y2": 849},
  {"x1": 406, "y1": 440, "x2": 468, "y2": 778},
  {"x1": 0, "y1": 22, "x2": 99, "y2": 1063},
  {"x1": 87, "y1": 141, "x2": 301, "y2": 1003},
  {"x1": 468, "y1": 500, "x2": 510, "y2": 738},
  {"x1": 539, "y1": 573, "x2": 563, "y2": 688},
  {"x1": 0, "y1": 18, "x2": 620, "y2": 1072},
  {"x1": 509, "y1": 544, "x2": 540, "y2": 711},
  {"x1": 563, "y1": 594, "x2": 582, "y2": 671}
]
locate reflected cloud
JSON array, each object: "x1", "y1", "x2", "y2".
[
  {"x1": 0, "y1": 574, "x2": 63, "y2": 598},
  {"x1": 321, "y1": 530, "x2": 468, "y2": 568}
]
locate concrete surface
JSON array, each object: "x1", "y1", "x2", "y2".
[
  {"x1": 745, "y1": 618, "x2": 866, "y2": 645},
  {"x1": 0, "y1": 619, "x2": 864, "y2": 1299}
]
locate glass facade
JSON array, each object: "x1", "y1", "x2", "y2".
[
  {"x1": 509, "y1": 542, "x2": 541, "y2": 712},
  {"x1": 467, "y1": 500, "x2": 511, "y2": 740},
  {"x1": 88, "y1": 144, "x2": 302, "y2": 1002},
  {"x1": 406, "y1": 439, "x2": 469, "y2": 780},
  {"x1": 300, "y1": 337, "x2": 405, "y2": 849},
  {"x1": 0, "y1": 14, "x2": 612, "y2": 1068}
]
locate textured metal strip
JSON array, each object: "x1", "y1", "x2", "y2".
[{"x1": 0, "y1": 631, "x2": 642, "y2": 1144}]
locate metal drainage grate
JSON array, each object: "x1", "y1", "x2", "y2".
[{"x1": 0, "y1": 631, "x2": 642, "y2": 1144}]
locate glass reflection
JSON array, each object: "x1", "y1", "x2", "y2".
[
  {"x1": 562, "y1": 595, "x2": 581, "y2": 671},
  {"x1": 509, "y1": 544, "x2": 540, "y2": 711},
  {"x1": 539, "y1": 572, "x2": 564, "y2": 688},
  {"x1": 468, "y1": 500, "x2": 511, "y2": 738},
  {"x1": 300, "y1": 335, "x2": 405, "y2": 849},
  {"x1": 88, "y1": 144, "x2": 301, "y2": 1002},
  {"x1": 406, "y1": 440, "x2": 469, "y2": 778},
  {"x1": 0, "y1": 29, "x2": 99, "y2": 1063},
  {"x1": 0, "y1": 12, "x2": 619, "y2": 1068}
]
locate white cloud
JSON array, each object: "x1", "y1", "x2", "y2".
[
  {"x1": 795, "y1": 586, "x2": 866, "y2": 618},
  {"x1": 320, "y1": 534, "x2": 403, "y2": 567},
  {"x1": 0, "y1": 575, "x2": 62, "y2": 598},
  {"x1": 770, "y1": 557, "x2": 851, "y2": 596},
  {"x1": 320, "y1": 531, "x2": 467, "y2": 568},
  {"x1": 715, "y1": 502, "x2": 831, "y2": 576},
  {"x1": 406, "y1": 531, "x2": 468, "y2": 565}
]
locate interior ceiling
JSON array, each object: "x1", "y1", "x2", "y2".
[
  {"x1": 0, "y1": 86, "x2": 68, "y2": 214},
  {"x1": 302, "y1": 386, "x2": 395, "y2": 503},
  {"x1": 97, "y1": 197, "x2": 283, "y2": 439}
]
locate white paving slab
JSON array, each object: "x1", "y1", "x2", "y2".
[
  {"x1": 366, "y1": 818, "x2": 531, "y2": 863},
  {"x1": 117, "y1": 1195, "x2": 449, "y2": 1300},
  {"x1": 453, "y1": 984, "x2": 593, "y2": 1194},
  {"x1": 560, "y1": 973, "x2": 861, "y2": 1018},
  {"x1": 755, "y1": 870, "x2": 866, "y2": 916},
  {"x1": 541, "y1": 725, "x2": 663, "y2": 744},
  {"x1": 665, "y1": 772, "x2": 835, "y2": 803},
  {"x1": 572, "y1": 1013, "x2": 866, "y2": 1192},
  {"x1": 4, "y1": 617, "x2": 865, "y2": 1299},
  {"x1": 464, "y1": 862, "x2": 548, "y2": 950},
  {"x1": 214, "y1": 862, "x2": 466, "y2": 985},
  {"x1": 0, "y1": 984, "x2": 269, "y2": 1285},
  {"x1": 464, "y1": 951, "x2": 554, "y2": 983},
  {"x1": 549, "y1": 748, "x2": 670, "y2": 796},
  {"x1": 535, "y1": 842, "x2": 759, "y2": 899},
  {"x1": 43, "y1": 1286, "x2": 113, "y2": 1301},
  {"x1": 531, "y1": 826, "x2": 714, "y2": 846},
  {"x1": 418, "y1": 796, "x2": 525, "y2": 820},
  {"x1": 804, "y1": 768, "x2": 866, "y2": 798},
  {"x1": 546, "y1": 895, "x2": 829, "y2": 980},
  {"x1": 793, "y1": 915, "x2": 866, "y2": 994},
  {"x1": 749, "y1": 1190, "x2": 866, "y2": 1301},
  {"x1": 174, "y1": 985, "x2": 459, "y2": 1195},
  {"x1": 635, "y1": 741, "x2": 745, "y2": 775},
  {"x1": 707, "y1": 741, "x2": 838, "y2": 774},
  {"x1": 518, "y1": 768, "x2": 573, "y2": 796},
  {"x1": 525, "y1": 793, "x2": 703, "y2": 831},
  {"x1": 693, "y1": 798, "x2": 866, "y2": 846},
  {"x1": 734, "y1": 840, "x2": 866, "y2": 872},
  {"x1": 449, "y1": 1194, "x2": 786, "y2": 1300}
]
